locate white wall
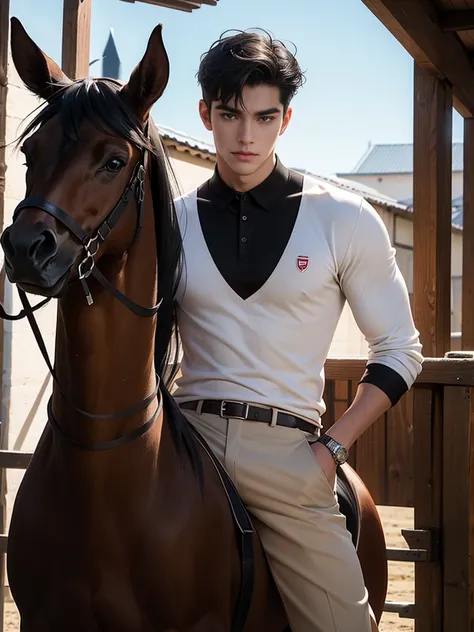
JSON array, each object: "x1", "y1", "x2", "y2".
[
  {"x1": 340, "y1": 172, "x2": 464, "y2": 204},
  {"x1": 168, "y1": 149, "x2": 214, "y2": 193},
  {"x1": 3, "y1": 53, "x2": 56, "y2": 530}
]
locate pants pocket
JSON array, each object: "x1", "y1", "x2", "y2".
[{"x1": 298, "y1": 433, "x2": 338, "y2": 508}]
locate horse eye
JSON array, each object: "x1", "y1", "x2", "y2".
[{"x1": 104, "y1": 157, "x2": 126, "y2": 173}]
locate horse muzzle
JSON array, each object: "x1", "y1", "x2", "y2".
[{"x1": 1, "y1": 219, "x2": 73, "y2": 297}]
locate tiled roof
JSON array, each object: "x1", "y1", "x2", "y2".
[
  {"x1": 401, "y1": 195, "x2": 464, "y2": 230},
  {"x1": 158, "y1": 124, "x2": 216, "y2": 158},
  {"x1": 338, "y1": 142, "x2": 464, "y2": 175},
  {"x1": 294, "y1": 168, "x2": 463, "y2": 231},
  {"x1": 292, "y1": 168, "x2": 409, "y2": 213}
]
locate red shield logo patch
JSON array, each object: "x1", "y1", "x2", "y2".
[{"x1": 296, "y1": 255, "x2": 309, "y2": 272}]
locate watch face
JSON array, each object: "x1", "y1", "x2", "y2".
[{"x1": 335, "y1": 446, "x2": 349, "y2": 465}]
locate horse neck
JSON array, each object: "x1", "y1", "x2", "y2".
[{"x1": 52, "y1": 179, "x2": 160, "y2": 446}]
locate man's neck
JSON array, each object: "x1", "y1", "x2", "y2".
[{"x1": 217, "y1": 152, "x2": 276, "y2": 192}]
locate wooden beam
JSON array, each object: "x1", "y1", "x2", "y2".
[
  {"x1": 324, "y1": 357, "x2": 474, "y2": 386},
  {"x1": 441, "y1": 9, "x2": 474, "y2": 33},
  {"x1": 442, "y1": 386, "x2": 474, "y2": 631},
  {"x1": 413, "y1": 385, "x2": 443, "y2": 632},
  {"x1": 360, "y1": 0, "x2": 474, "y2": 117},
  {"x1": 62, "y1": 0, "x2": 92, "y2": 80},
  {"x1": 462, "y1": 119, "x2": 474, "y2": 350},
  {"x1": 413, "y1": 64, "x2": 452, "y2": 357},
  {"x1": 0, "y1": 5, "x2": 8, "y2": 630}
]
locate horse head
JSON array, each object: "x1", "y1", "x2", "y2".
[{"x1": 1, "y1": 17, "x2": 170, "y2": 299}]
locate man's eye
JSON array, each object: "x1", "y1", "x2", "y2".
[{"x1": 104, "y1": 157, "x2": 126, "y2": 173}]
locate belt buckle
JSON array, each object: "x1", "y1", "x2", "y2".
[{"x1": 220, "y1": 400, "x2": 250, "y2": 420}]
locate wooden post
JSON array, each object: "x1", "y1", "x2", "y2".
[
  {"x1": 0, "y1": 0, "x2": 9, "y2": 626},
  {"x1": 413, "y1": 63, "x2": 453, "y2": 357},
  {"x1": 62, "y1": 0, "x2": 92, "y2": 80},
  {"x1": 462, "y1": 119, "x2": 474, "y2": 350},
  {"x1": 413, "y1": 386, "x2": 443, "y2": 632},
  {"x1": 442, "y1": 384, "x2": 474, "y2": 631}
]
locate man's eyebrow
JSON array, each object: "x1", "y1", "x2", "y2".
[{"x1": 215, "y1": 104, "x2": 281, "y2": 116}]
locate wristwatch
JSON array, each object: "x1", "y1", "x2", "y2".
[{"x1": 317, "y1": 434, "x2": 349, "y2": 466}]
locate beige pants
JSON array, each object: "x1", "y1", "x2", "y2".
[{"x1": 181, "y1": 407, "x2": 373, "y2": 632}]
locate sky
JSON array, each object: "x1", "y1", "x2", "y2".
[{"x1": 9, "y1": 0, "x2": 464, "y2": 175}]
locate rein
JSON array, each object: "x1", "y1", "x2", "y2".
[{"x1": 1, "y1": 145, "x2": 163, "y2": 451}]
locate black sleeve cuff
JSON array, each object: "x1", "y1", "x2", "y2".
[{"x1": 359, "y1": 363, "x2": 408, "y2": 407}]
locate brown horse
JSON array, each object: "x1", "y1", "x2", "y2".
[{"x1": 1, "y1": 18, "x2": 387, "y2": 632}]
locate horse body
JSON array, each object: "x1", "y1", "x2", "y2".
[{"x1": 2, "y1": 18, "x2": 385, "y2": 631}]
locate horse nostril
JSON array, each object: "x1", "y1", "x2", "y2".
[
  {"x1": 29, "y1": 228, "x2": 59, "y2": 267},
  {"x1": 1, "y1": 229, "x2": 16, "y2": 260}
]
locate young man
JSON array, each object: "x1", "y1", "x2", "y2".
[{"x1": 174, "y1": 30, "x2": 423, "y2": 632}]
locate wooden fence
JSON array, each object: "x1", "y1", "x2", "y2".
[
  {"x1": 0, "y1": 355, "x2": 473, "y2": 630},
  {"x1": 324, "y1": 355, "x2": 474, "y2": 631}
]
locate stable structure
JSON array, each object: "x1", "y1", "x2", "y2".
[
  {"x1": 1, "y1": 0, "x2": 474, "y2": 631},
  {"x1": 327, "y1": 2, "x2": 474, "y2": 630}
]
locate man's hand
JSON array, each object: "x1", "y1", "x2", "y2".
[{"x1": 311, "y1": 441, "x2": 337, "y2": 489}]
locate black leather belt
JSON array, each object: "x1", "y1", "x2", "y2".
[{"x1": 180, "y1": 399, "x2": 318, "y2": 435}]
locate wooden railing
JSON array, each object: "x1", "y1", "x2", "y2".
[
  {"x1": 324, "y1": 355, "x2": 474, "y2": 632},
  {"x1": 0, "y1": 356, "x2": 473, "y2": 630}
]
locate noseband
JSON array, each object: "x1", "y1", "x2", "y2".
[
  {"x1": 13, "y1": 149, "x2": 160, "y2": 317},
  {"x1": 1, "y1": 144, "x2": 164, "y2": 451}
]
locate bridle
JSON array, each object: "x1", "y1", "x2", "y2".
[{"x1": 0, "y1": 142, "x2": 164, "y2": 451}]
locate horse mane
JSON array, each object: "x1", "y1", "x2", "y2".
[{"x1": 16, "y1": 78, "x2": 203, "y2": 479}]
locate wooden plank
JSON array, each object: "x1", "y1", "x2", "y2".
[
  {"x1": 413, "y1": 386, "x2": 443, "y2": 632},
  {"x1": 353, "y1": 413, "x2": 386, "y2": 505},
  {"x1": 386, "y1": 390, "x2": 414, "y2": 507},
  {"x1": 386, "y1": 547, "x2": 428, "y2": 562},
  {"x1": 384, "y1": 601, "x2": 416, "y2": 618},
  {"x1": 441, "y1": 9, "x2": 474, "y2": 32},
  {"x1": 0, "y1": 451, "x2": 32, "y2": 470},
  {"x1": 325, "y1": 357, "x2": 474, "y2": 386},
  {"x1": 62, "y1": 0, "x2": 92, "y2": 80},
  {"x1": 0, "y1": 3, "x2": 9, "y2": 630},
  {"x1": 462, "y1": 119, "x2": 474, "y2": 350},
  {"x1": 413, "y1": 65, "x2": 452, "y2": 358},
  {"x1": 334, "y1": 380, "x2": 348, "y2": 400},
  {"x1": 360, "y1": 0, "x2": 474, "y2": 117},
  {"x1": 119, "y1": 0, "x2": 216, "y2": 8},
  {"x1": 442, "y1": 385, "x2": 474, "y2": 630}
]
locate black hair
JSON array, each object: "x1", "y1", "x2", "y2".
[{"x1": 197, "y1": 29, "x2": 305, "y2": 111}]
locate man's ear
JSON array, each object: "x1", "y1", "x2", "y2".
[
  {"x1": 279, "y1": 107, "x2": 292, "y2": 136},
  {"x1": 10, "y1": 17, "x2": 72, "y2": 101},
  {"x1": 199, "y1": 100, "x2": 213, "y2": 131},
  {"x1": 120, "y1": 24, "x2": 170, "y2": 123}
]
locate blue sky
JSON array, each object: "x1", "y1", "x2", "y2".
[{"x1": 10, "y1": 0, "x2": 464, "y2": 175}]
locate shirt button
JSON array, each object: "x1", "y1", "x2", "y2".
[
  {"x1": 242, "y1": 215, "x2": 248, "y2": 221},
  {"x1": 242, "y1": 194, "x2": 248, "y2": 202},
  {"x1": 241, "y1": 237, "x2": 247, "y2": 243}
]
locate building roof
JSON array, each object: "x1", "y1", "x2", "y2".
[
  {"x1": 294, "y1": 167, "x2": 463, "y2": 232},
  {"x1": 293, "y1": 168, "x2": 410, "y2": 214},
  {"x1": 338, "y1": 142, "x2": 464, "y2": 176},
  {"x1": 158, "y1": 124, "x2": 216, "y2": 160},
  {"x1": 400, "y1": 194, "x2": 464, "y2": 230},
  {"x1": 119, "y1": 0, "x2": 218, "y2": 12}
]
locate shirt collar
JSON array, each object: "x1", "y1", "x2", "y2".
[{"x1": 202, "y1": 156, "x2": 291, "y2": 211}]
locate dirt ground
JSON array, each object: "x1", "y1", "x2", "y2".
[{"x1": 1, "y1": 506, "x2": 414, "y2": 631}]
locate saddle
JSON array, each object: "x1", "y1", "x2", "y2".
[{"x1": 189, "y1": 422, "x2": 362, "y2": 632}]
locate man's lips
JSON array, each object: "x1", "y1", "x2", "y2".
[{"x1": 232, "y1": 151, "x2": 258, "y2": 161}]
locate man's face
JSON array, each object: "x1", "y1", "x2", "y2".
[{"x1": 199, "y1": 84, "x2": 292, "y2": 178}]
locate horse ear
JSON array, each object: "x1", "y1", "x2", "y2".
[
  {"x1": 10, "y1": 17, "x2": 72, "y2": 101},
  {"x1": 120, "y1": 24, "x2": 169, "y2": 123}
]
